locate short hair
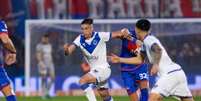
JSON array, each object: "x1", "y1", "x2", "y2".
[
  {"x1": 81, "y1": 18, "x2": 93, "y2": 25},
  {"x1": 43, "y1": 34, "x2": 49, "y2": 38},
  {"x1": 136, "y1": 19, "x2": 151, "y2": 31}
]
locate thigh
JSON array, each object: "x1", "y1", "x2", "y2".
[
  {"x1": 79, "y1": 73, "x2": 97, "y2": 84},
  {"x1": 89, "y1": 67, "x2": 111, "y2": 83},
  {"x1": 121, "y1": 71, "x2": 138, "y2": 95},
  {"x1": 48, "y1": 64, "x2": 55, "y2": 78},
  {"x1": 0, "y1": 68, "x2": 10, "y2": 90},
  {"x1": 172, "y1": 71, "x2": 192, "y2": 98},
  {"x1": 151, "y1": 74, "x2": 179, "y2": 97},
  {"x1": 135, "y1": 64, "x2": 149, "y2": 81}
]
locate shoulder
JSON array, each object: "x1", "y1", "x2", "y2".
[{"x1": 144, "y1": 35, "x2": 158, "y2": 42}]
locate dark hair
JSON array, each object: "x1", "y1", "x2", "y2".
[
  {"x1": 136, "y1": 19, "x2": 151, "y2": 31},
  {"x1": 81, "y1": 18, "x2": 93, "y2": 25},
  {"x1": 43, "y1": 34, "x2": 49, "y2": 38}
]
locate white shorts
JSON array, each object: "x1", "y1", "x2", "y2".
[
  {"x1": 151, "y1": 69, "x2": 192, "y2": 98},
  {"x1": 89, "y1": 67, "x2": 111, "y2": 88},
  {"x1": 38, "y1": 63, "x2": 55, "y2": 77}
]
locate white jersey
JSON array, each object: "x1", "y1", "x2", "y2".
[
  {"x1": 73, "y1": 32, "x2": 111, "y2": 69},
  {"x1": 36, "y1": 43, "x2": 54, "y2": 66},
  {"x1": 143, "y1": 35, "x2": 181, "y2": 76}
]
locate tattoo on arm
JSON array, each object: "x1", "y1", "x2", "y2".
[{"x1": 151, "y1": 43, "x2": 162, "y2": 64}]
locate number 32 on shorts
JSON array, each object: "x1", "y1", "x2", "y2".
[{"x1": 139, "y1": 73, "x2": 148, "y2": 80}]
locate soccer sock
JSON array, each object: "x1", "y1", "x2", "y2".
[
  {"x1": 6, "y1": 95, "x2": 17, "y2": 101},
  {"x1": 140, "y1": 88, "x2": 149, "y2": 101},
  {"x1": 80, "y1": 83, "x2": 97, "y2": 101},
  {"x1": 104, "y1": 96, "x2": 113, "y2": 101}
]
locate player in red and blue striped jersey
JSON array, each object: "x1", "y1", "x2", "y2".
[
  {"x1": 0, "y1": 20, "x2": 17, "y2": 101},
  {"x1": 109, "y1": 30, "x2": 149, "y2": 101}
]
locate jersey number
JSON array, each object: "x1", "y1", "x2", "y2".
[{"x1": 139, "y1": 73, "x2": 148, "y2": 80}]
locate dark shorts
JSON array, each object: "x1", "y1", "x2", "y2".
[{"x1": 121, "y1": 64, "x2": 149, "y2": 95}]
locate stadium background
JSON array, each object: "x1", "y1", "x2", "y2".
[{"x1": 0, "y1": 0, "x2": 201, "y2": 100}]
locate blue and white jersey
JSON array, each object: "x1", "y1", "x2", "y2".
[
  {"x1": 0, "y1": 20, "x2": 8, "y2": 66},
  {"x1": 143, "y1": 35, "x2": 181, "y2": 76},
  {"x1": 73, "y1": 32, "x2": 111, "y2": 69}
]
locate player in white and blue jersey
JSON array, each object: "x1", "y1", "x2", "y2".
[
  {"x1": 110, "y1": 19, "x2": 194, "y2": 101},
  {"x1": 0, "y1": 20, "x2": 17, "y2": 101},
  {"x1": 135, "y1": 19, "x2": 193, "y2": 101},
  {"x1": 63, "y1": 18, "x2": 130, "y2": 101}
]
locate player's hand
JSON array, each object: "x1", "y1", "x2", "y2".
[
  {"x1": 150, "y1": 64, "x2": 159, "y2": 76},
  {"x1": 63, "y1": 43, "x2": 69, "y2": 55},
  {"x1": 136, "y1": 40, "x2": 143, "y2": 47},
  {"x1": 5, "y1": 53, "x2": 16, "y2": 65},
  {"x1": 121, "y1": 28, "x2": 133, "y2": 41},
  {"x1": 108, "y1": 53, "x2": 120, "y2": 63}
]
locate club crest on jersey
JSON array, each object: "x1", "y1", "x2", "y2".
[{"x1": 92, "y1": 40, "x2": 98, "y2": 45}]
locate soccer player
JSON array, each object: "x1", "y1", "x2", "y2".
[
  {"x1": 109, "y1": 29, "x2": 149, "y2": 101},
  {"x1": 63, "y1": 18, "x2": 130, "y2": 101},
  {"x1": 0, "y1": 20, "x2": 17, "y2": 101},
  {"x1": 110, "y1": 19, "x2": 194, "y2": 101},
  {"x1": 36, "y1": 34, "x2": 55, "y2": 99}
]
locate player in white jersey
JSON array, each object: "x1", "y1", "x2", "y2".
[
  {"x1": 63, "y1": 18, "x2": 130, "y2": 101},
  {"x1": 135, "y1": 19, "x2": 193, "y2": 101},
  {"x1": 109, "y1": 19, "x2": 194, "y2": 101},
  {"x1": 36, "y1": 34, "x2": 55, "y2": 99}
]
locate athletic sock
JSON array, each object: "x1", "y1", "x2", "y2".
[
  {"x1": 140, "y1": 88, "x2": 149, "y2": 101},
  {"x1": 6, "y1": 95, "x2": 17, "y2": 101},
  {"x1": 80, "y1": 83, "x2": 97, "y2": 101}
]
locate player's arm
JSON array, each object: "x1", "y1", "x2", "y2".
[
  {"x1": 63, "y1": 43, "x2": 76, "y2": 56},
  {"x1": 150, "y1": 43, "x2": 162, "y2": 75},
  {"x1": 111, "y1": 28, "x2": 132, "y2": 40},
  {"x1": 109, "y1": 53, "x2": 144, "y2": 65},
  {"x1": 0, "y1": 33, "x2": 16, "y2": 53},
  {"x1": 151, "y1": 43, "x2": 162, "y2": 65}
]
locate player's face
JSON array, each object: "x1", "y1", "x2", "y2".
[
  {"x1": 81, "y1": 24, "x2": 93, "y2": 39},
  {"x1": 41, "y1": 37, "x2": 49, "y2": 44},
  {"x1": 135, "y1": 27, "x2": 143, "y2": 41}
]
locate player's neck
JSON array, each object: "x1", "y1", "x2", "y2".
[{"x1": 141, "y1": 32, "x2": 149, "y2": 41}]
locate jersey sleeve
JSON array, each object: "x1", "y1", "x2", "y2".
[
  {"x1": 73, "y1": 35, "x2": 81, "y2": 47},
  {"x1": 98, "y1": 32, "x2": 111, "y2": 42},
  {"x1": 143, "y1": 35, "x2": 158, "y2": 50},
  {"x1": 0, "y1": 21, "x2": 8, "y2": 34}
]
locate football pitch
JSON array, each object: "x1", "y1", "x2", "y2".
[{"x1": 0, "y1": 96, "x2": 200, "y2": 101}]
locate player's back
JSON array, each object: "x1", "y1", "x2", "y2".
[
  {"x1": 143, "y1": 35, "x2": 181, "y2": 76},
  {"x1": 120, "y1": 30, "x2": 145, "y2": 71}
]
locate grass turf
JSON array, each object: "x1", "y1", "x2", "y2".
[{"x1": 0, "y1": 96, "x2": 200, "y2": 101}]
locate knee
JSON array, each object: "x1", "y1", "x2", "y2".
[
  {"x1": 2, "y1": 85, "x2": 15, "y2": 96},
  {"x1": 79, "y1": 78, "x2": 86, "y2": 84},
  {"x1": 98, "y1": 88, "x2": 110, "y2": 99}
]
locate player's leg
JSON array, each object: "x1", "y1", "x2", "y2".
[
  {"x1": 1, "y1": 85, "x2": 17, "y2": 101},
  {"x1": 46, "y1": 65, "x2": 55, "y2": 97},
  {"x1": 96, "y1": 80, "x2": 113, "y2": 101},
  {"x1": 136, "y1": 64, "x2": 149, "y2": 101},
  {"x1": 121, "y1": 71, "x2": 138, "y2": 101},
  {"x1": 97, "y1": 88, "x2": 113, "y2": 101},
  {"x1": 173, "y1": 70, "x2": 194, "y2": 101},
  {"x1": 79, "y1": 73, "x2": 97, "y2": 101},
  {"x1": 38, "y1": 66, "x2": 48, "y2": 98},
  {"x1": 139, "y1": 80, "x2": 149, "y2": 101},
  {"x1": 0, "y1": 68, "x2": 17, "y2": 101}
]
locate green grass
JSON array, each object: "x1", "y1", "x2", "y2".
[{"x1": 0, "y1": 96, "x2": 200, "y2": 101}]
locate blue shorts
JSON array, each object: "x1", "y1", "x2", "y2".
[
  {"x1": 121, "y1": 64, "x2": 148, "y2": 95},
  {"x1": 0, "y1": 67, "x2": 10, "y2": 90}
]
